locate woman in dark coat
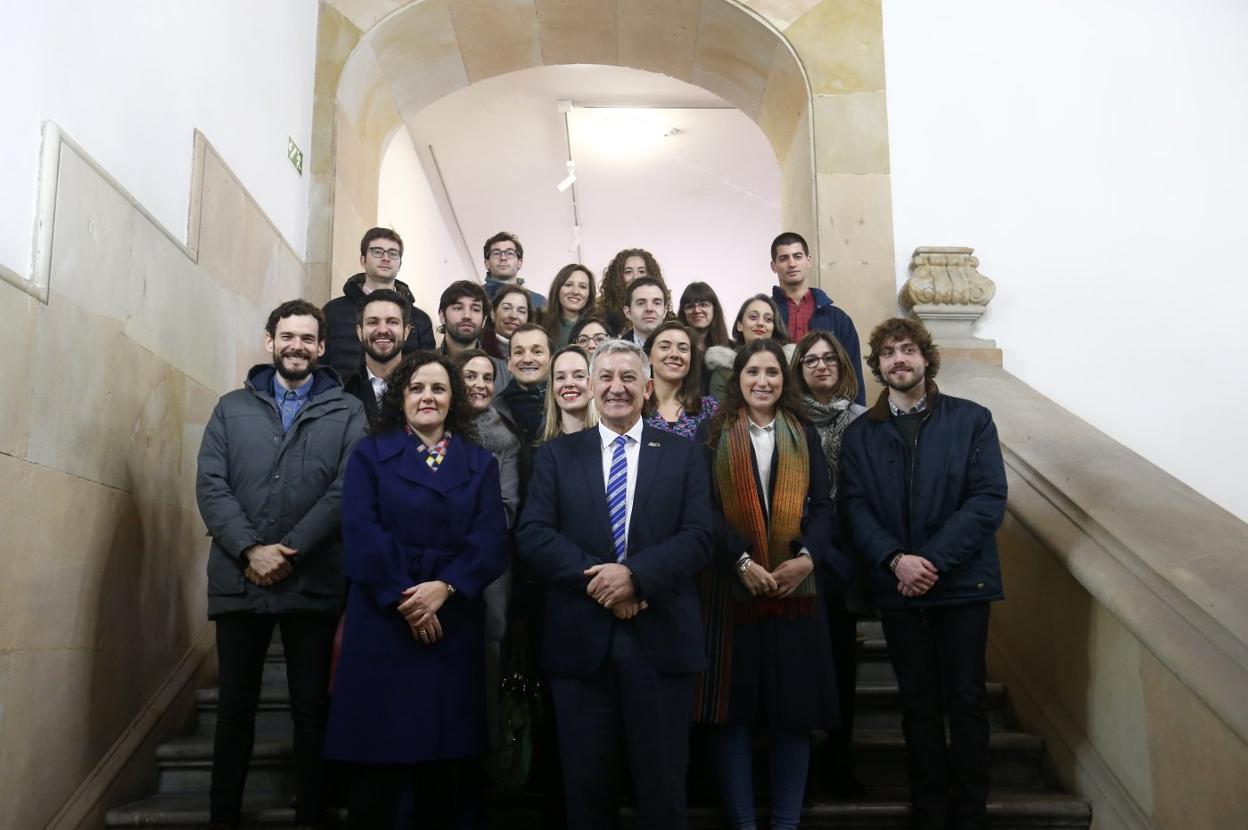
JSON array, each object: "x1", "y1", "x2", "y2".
[
  {"x1": 693, "y1": 338, "x2": 851, "y2": 830},
  {"x1": 326, "y1": 350, "x2": 508, "y2": 828}
]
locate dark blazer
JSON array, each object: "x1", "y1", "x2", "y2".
[
  {"x1": 839, "y1": 382, "x2": 1007, "y2": 609},
  {"x1": 324, "y1": 430, "x2": 508, "y2": 763},
  {"x1": 516, "y1": 424, "x2": 714, "y2": 678}
]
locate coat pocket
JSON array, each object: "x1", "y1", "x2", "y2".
[{"x1": 206, "y1": 546, "x2": 247, "y2": 597}]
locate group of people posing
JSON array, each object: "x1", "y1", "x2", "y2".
[{"x1": 196, "y1": 226, "x2": 1009, "y2": 830}]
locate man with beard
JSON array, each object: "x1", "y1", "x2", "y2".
[
  {"x1": 437, "y1": 279, "x2": 511, "y2": 393},
  {"x1": 839, "y1": 317, "x2": 1007, "y2": 830},
  {"x1": 342, "y1": 288, "x2": 410, "y2": 431},
  {"x1": 322, "y1": 227, "x2": 435, "y2": 381},
  {"x1": 516, "y1": 339, "x2": 712, "y2": 828},
  {"x1": 196, "y1": 300, "x2": 366, "y2": 829}
]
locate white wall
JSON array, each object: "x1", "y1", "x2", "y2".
[
  {"x1": 884, "y1": 0, "x2": 1248, "y2": 522},
  {"x1": 376, "y1": 128, "x2": 475, "y2": 322},
  {"x1": 0, "y1": 0, "x2": 317, "y2": 278}
]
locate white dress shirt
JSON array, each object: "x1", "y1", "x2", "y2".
[
  {"x1": 599, "y1": 417, "x2": 645, "y2": 549},
  {"x1": 748, "y1": 418, "x2": 776, "y2": 514}
]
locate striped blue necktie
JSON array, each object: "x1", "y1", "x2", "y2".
[{"x1": 607, "y1": 435, "x2": 628, "y2": 562}]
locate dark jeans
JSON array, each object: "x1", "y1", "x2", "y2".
[
  {"x1": 548, "y1": 625, "x2": 697, "y2": 830},
  {"x1": 880, "y1": 603, "x2": 991, "y2": 830},
  {"x1": 712, "y1": 726, "x2": 810, "y2": 830},
  {"x1": 346, "y1": 759, "x2": 480, "y2": 829},
  {"x1": 210, "y1": 612, "x2": 338, "y2": 826}
]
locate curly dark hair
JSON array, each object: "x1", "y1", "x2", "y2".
[
  {"x1": 598, "y1": 248, "x2": 665, "y2": 319},
  {"x1": 865, "y1": 317, "x2": 940, "y2": 383},
  {"x1": 375, "y1": 350, "x2": 479, "y2": 444},
  {"x1": 705, "y1": 339, "x2": 805, "y2": 449}
]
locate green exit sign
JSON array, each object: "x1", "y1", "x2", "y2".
[{"x1": 287, "y1": 137, "x2": 303, "y2": 176}]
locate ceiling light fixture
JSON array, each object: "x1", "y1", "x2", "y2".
[{"x1": 556, "y1": 160, "x2": 577, "y2": 192}]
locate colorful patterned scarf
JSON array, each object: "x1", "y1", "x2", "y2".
[{"x1": 713, "y1": 409, "x2": 816, "y2": 618}]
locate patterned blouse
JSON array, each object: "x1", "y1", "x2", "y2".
[{"x1": 644, "y1": 395, "x2": 719, "y2": 441}]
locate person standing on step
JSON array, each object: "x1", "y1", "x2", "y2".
[
  {"x1": 618, "y1": 276, "x2": 670, "y2": 351},
  {"x1": 839, "y1": 317, "x2": 1008, "y2": 830},
  {"x1": 341, "y1": 288, "x2": 411, "y2": 432},
  {"x1": 321, "y1": 227, "x2": 435, "y2": 381},
  {"x1": 482, "y1": 230, "x2": 547, "y2": 312},
  {"x1": 769, "y1": 231, "x2": 866, "y2": 404},
  {"x1": 437, "y1": 279, "x2": 512, "y2": 393},
  {"x1": 495, "y1": 323, "x2": 553, "y2": 449},
  {"x1": 196, "y1": 300, "x2": 367, "y2": 830},
  {"x1": 516, "y1": 338, "x2": 713, "y2": 830}
]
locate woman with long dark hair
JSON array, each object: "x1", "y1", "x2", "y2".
[
  {"x1": 705, "y1": 294, "x2": 795, "y2": 401},
  {"x1": 643, "y1": 321, "x2": 718, "y2": 440},
  {"x1": 678, "y1": 281, "x2": 731, "y2": 350},
  {"x1": 544, "y1": 264, "x2": 597, "y2": 346},
  {"x1": 327, "y1": 351, "x2": 508, "y2": 828},
  {"x1": 483, "y1": 283, "x2": 530, "y2": 360},
  {"x1": 693, "y1": 339, "x2": 848, "y2": 830}
]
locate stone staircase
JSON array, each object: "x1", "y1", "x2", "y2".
[{"x1": 106, "y1": 621, "x2": 1091, "y2": 828}]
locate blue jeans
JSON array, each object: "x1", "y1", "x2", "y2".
[{"x1": 712, "y1": 726, "x2": 810, "y2": 830}]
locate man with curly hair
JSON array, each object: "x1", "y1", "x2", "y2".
[{"x1": 839, "y1": 317, "x2": 1008, "y2": 830}]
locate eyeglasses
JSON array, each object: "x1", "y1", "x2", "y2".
[
  {"x1": 368, "y1": 246, "x2": 402, "y2": 260},
  {"x1": 576, "y1": 333, "x2": 609, "y2": 346},
  {"x1": 488, "y1": 249, "x2": 520, "y2": 260},
  {"x1": 801, "y1": 354, "x2": 839, "y2": 369},
  {"x1": 682, "y1": 301, "x2": 711, "y2": 311}
]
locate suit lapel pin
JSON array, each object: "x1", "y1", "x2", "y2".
[{"x1": 647, "y1": 441, "x2": 661, "y2": 447}]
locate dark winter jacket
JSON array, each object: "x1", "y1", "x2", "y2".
[
  {"x1": 838, "y1": 382, "x2": 1007, "y2": 609},
  {"x1": 483, "y1": 275, "x2": 547, "y2": 312},
  {"x1": 342, "y1": 365, "x2": 383, "y2": 433},
  {"x1": 772, "y1": 285, "x2": 866, "y2": 405},
  {"x1": 196, "y1": 364, "x2": 367, "y2": 618},
  {"x1": 322, "y1": 274, "x2": 435, "y2": 381}
]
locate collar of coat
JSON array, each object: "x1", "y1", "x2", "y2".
[{"x1": 867, "y1": 379, "x2": 941, "y2": 422}]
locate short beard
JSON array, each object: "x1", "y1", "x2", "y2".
[
  {"x1": 274, "y1": 350, "x2": 317, "y2": 382},
  {"x1": 884, "y1": 371, "x2": 924, "y2": 394},
  {"x1": 363, "y1": 338, "x2": 401, "y2": 363},
  {"x1": 446, "y1": 323, "x2": 479, "y2": 347}
]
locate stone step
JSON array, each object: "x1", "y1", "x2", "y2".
[
  {"x1": 105, "y1": 790, "x2": 1091, "y2": 829},
  {"x1": 857, "y1": 637, "x2": 895, "y2": 682},
  {"x1": 151, "y1": 728, "x2": 1045, "y2": 796}
]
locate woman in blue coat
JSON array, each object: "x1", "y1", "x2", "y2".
[{"x1": 326, "y1": 350, "x2": 508, "y2": 828}]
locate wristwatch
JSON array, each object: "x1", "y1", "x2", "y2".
[
  {"x1": 736, "y1": 554, "x2": 752, "y2": 576},
  {"x1": 443, "y1": 581, "x2": 457, "y2": 596}
]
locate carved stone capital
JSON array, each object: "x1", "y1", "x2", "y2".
[{"x1": 900, "y1": 247, "x2": 997, "y2": 350}]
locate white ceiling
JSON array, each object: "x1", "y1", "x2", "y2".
[{"x1": 401, "y1": 64, "x2": 781, "y2": 322}]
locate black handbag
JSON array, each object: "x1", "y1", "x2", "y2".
[{"x1": 485, "y1": 624, "x2": 543, "y2": 788}]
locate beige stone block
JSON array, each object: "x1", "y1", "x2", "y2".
[
  {"x1": 333, "y1": 170, "x2": 373, "y2": 290},
  {"x1": 535, "y1": 0, "x2": 617, "y2": 65},
  {"x1": 691, "y1": 0, "x2": 774, "y2": 119},
  {"x1": 813, "y1": 91, "x2": 889, "y2": 174},
  {"x1": 310, "y1": 92, "x2": 340, "y2": 178},
  {"x1": 618, "y1": 0, "x2": 700, "y2": 82},
  {"x1": 1142, "y1": 650, "x2": 1248, "y2": 830},
  {"x1": 783, "y1": 0, "x2": 885, "y2": 94},
  {"x1": 779, "y1": 107, "x2": 816, "y2": 241},
  {"x1": 815, "y1": 173, "x2": 894, "y2": 266},
  {"x1": 449, "y1": 0, "x2": 543, "y2": 82},
  {"x1": 306, "y1": 173, "x2": 337, "y2": 264},
  {"x1": 370, "y1": 1, "x2": 470, "y2": 117},
  {"x1": 47, "y1": 147, "x2": 137, "y2": 324},
  {"x1": 196, "y1": 150, "x2": 279, "y2": 308},
  {"x1": 331, "y1": 0, "x2": 408, "y2": 33},
  {"x1": 0, "y1": 284, "x2": 36, "y2": 458},
  {"x1": 742, "y1": 0, "x2": 823, "y2": 30},
  {"x1": 338, "y1": 42, "x2": 406, "y2": 148},
  {"x1": 315, "y1": 3, "x2": 363, "y2": 90},
  {"x1": 757, "y1": 42, "x2": 808, "y2": 165},
  {"x1": 815, "y1": 260, "x2": 894, "y2": 339}
]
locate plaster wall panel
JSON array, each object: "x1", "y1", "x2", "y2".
[
  {"x1": 196, "y1": 150, "x2": 280, "y2": 307},
  {"x1": 337, "y1": 43, "x2": 404, "y2": 144},
  {"x1": 692, "y1": 0, "x2": 775, "y2": 120},
  {"x1": 47, "y1": 148, "x2": 137, "y2": 324},
  {"x1": 617, "y1": 0, "x2": 701, "y2": 83},
  {"x1": 1142, "y1": 649, "x2": 1248, "y2": 830},
  {"x1": 783, "y1": 0, "x2": 885, "y2": 94},
  {"x1": 743, "y1": 0, "x2": 823, "y2": 31},
  {"x1": 449, "y1": 0, "x2": 543, "y2": 82},
  {"x1": 812, "y1": 91, "x2": 890, "y2": 174},
  {"x1": 0, "y1": 284, "x2": 36, "y2": 457},
  {"x1": 370, "y1": 1, "x2": 470, "y2": 117},
  {"x1": 757, "y1": 42, "x2": 808, "y2": 165},
  {"x1": 535, "y1": 0, "x2": 617, "y2": 66}
]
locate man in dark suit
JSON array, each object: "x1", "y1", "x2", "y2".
[{"x1": 516, "y1": 338, "x2": 713, "y2": 829}]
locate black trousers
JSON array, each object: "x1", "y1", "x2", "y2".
[
  {"x1": 548, "y1": 625, "x2": 697, "y2": 830},
  {"x1": 345, "y1": 758, "x2": 480, "y2": 829},
  {"x1": 825, "y1": 588, "x2": 860, "y2": 772},
  {"x1": 210, "y1": 612, "x2": 338, "y2": 826},
  {"x1": 880, "y1": 603, "x2": 991, "y2": 830}
]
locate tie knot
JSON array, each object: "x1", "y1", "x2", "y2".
[{"x1": 614, "y1": 435, "x2": 627, "y2": 450}]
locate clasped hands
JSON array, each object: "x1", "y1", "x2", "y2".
[
  {"x1": 737, "y1": 555, "x2": 814, "y2": 599},
  {"x1": 584, "y1": 563, "x2": 648, "y2": 620},
  {"x1": 894, "y1": 553, "x2": 939, "y2": 598},
  {"x1": 243, "y1": 543, "x2": 297, "y2": 586},
  {"x1": 398, "y1": 581, "x2": 452, "y2": 645}
]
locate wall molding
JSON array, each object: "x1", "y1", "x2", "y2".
[{"x1": 43, "y1": 624, "x2": 216, "y2": 830}]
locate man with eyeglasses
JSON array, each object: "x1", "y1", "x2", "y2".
[
  {"x1": 769, "y1": 231, "x2": 866, "y2": 404},
  {"x1": 481, "y1": 231, "x2": 547, "y2": 312},
  {"x1": 321, "y1": 227, "x2": 435, "y2": 382}
]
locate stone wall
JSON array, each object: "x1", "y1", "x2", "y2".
[{"x1": 0, "y1": 131, "x2": 309, "y2": 829}]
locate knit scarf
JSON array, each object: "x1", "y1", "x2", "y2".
[
  {"x1": 713, "y1": 409, "x2": 815, "y2": 618},
  {"x1": 802, "y1": 394, "x2": 856, "y2": 503}
]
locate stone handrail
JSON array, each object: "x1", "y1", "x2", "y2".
[{"x1": 938, "y1": 358, "x2": 1248, "y2": 745}]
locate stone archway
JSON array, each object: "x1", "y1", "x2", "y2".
[{"x1": 307, "y1": 0, "x2": 894, "y2": 338}]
